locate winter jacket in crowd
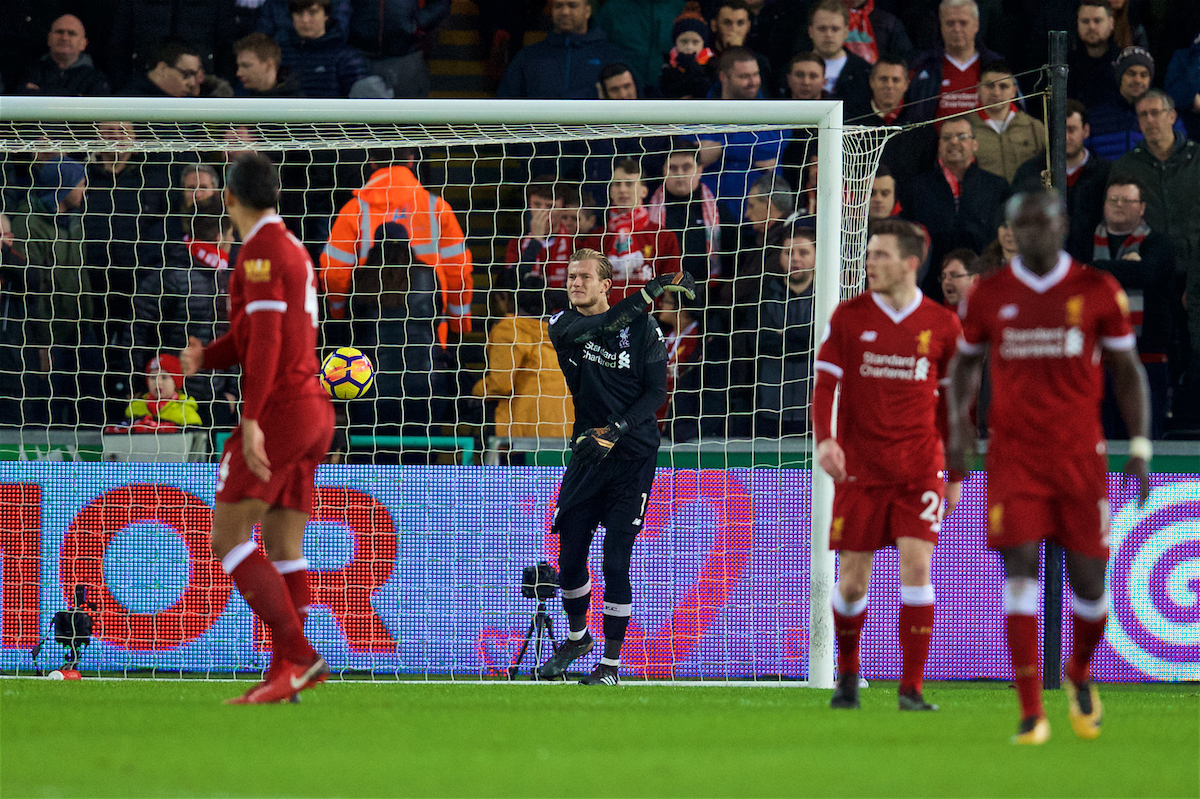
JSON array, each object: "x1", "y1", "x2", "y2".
[
  {"x1": 20, "y1": 53, "x2": 111, "y2": 96},
  {"x1": 496, "y1": 27, "x2": 626, "y2": 99}
]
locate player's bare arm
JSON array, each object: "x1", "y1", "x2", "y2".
[
  {"x1": 1103, "y1": 347, "x2": 1152, "y2": 506},
  {"x1": 945, "y1": 350, "x2": 984, "y2": 478},
  {"x1": 180, "y1": 336, "x2": 204, "y2": 376}
]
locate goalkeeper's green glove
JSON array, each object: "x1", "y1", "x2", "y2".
[
  {"x1": 642, "y1": 271, "x2": 697, "y2": 302},
  {"x1": 571, "y1": 416, "x2": 629, "y2": 465}
]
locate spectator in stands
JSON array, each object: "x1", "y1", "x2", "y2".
[
  {"x1": 696, "y1": 48, "x2": 789, "y2": 218},
  {"x1": 858, "y1": 55, "x2": 937, "y2": 185},
  {"x1": 131, "y1": 195, "x2": 231, "y2": 418},
  {"x1": 108, "y1": 0, "x2": 229, "y2": 88},
  {"x1": 1090, "y1": 178, "x2": 1176, "y2": 438},
  {"x1": 806, "y1": 0, "x2": 872, "y2": 115},
  {"x1": 907, "y1": 0, "x2": 1000, "y2": 122},
  {"x1": 20, "y1": 15, "x2": 111, "y2": 96},
  {"x1": 504, "y1": 178, "x2": 578, "y2": 301},
  {"x1": 647, "y1": 140, "x2": 734, "y2": 285},
  {"x1": 258, "y1": 0, "x2": 351, "y2": 41},
  {"x1": 477, "y1": 0, "x2": 546, "y2": 88},
  {"x1": 0, "y1": 213, "x2": 33, "y2": 426},
  {"x1": 784, "y1": 52, "x2": 828, "y2": 101},
  {"x1": 1108, "y1": 0, "x2": 1148, "y2": 50},
  {"x1": 839, "y1": 0, "x2": 914, "y2": 65},
  {"x1": 1165, "y1": 31, "x2": 1200, "y2": 140},
  {"x1": 594, "y1": 0, "x2": 686, "y2": 92},
  {"x1": 113, "y1": 353, "x2": 202, "y2": 433},
  {"x1": 347, "y1": 0, "x2": 450, "y2": 98},
  {"x1": 902, "y1": 116, "x2": 1010, "y2": 298},
  {"x1": 969, "y1": 59, "x2": 1046, "y2": 183},
  {"x1": 939, "y1": 247, "x2": 978, "y2": 308},
  {"x1": 660, "y1": 10, "x2": 717, "y2": 99},
  {"x1": 980, "y1": 218, "x2": 1020, "y2": 269},
  {"x1": 121, "y1": 38, "x2": 203, "y2": 97},
  {"x1": 709, "y1": 0, "x2": 773, "y2": 94},
  {"x1": 278, "y1": 0, "x2": 378, "y2": 98},
  {"x1": 1112, "y1": 89, "x2": 1200, "y2": 426},
  {"x1": 600, "y1": 159, "x2": 682, "y2": 300},
  {"x1": 83, "y1": 121, "x2": 173, "y2": 351},
  {"x1": 233, "y1": 32, "x2": 301, "y2": 96},
  {"x1": 1068, "y1": 0, "x2": 1122, "y2": 109},
  {"x1": 321, "y1": 148, "x2": 473, "y2": 346},
  {"x1": 655, "y1": 287, "x2": 727, "y2": 442},
  {"x1": 747, "y1": 0, "x2": 810, "y2": 82},
  {"x1": 9, "y1": 156, "x2": 104, "y2": 426},
  {"x1": 749, "y1": 222, "x2": 817, "y2": 437},
  {"x1": 472, "y1": 273, "x2": 574, "y2": 441},
  {"x1": 1087, "y1": 46, "x2": 1183, "y2": 161},
  {"x1": 596, "y1": 62, "x2": 639, "y2": 100},
  {"x1": 1013, "y1": 100, "x2": 1110, "y2": 261},
  {"x1": 868, "y1": 164, "x2": 901, "y2": 220},
  {"x1": 178, "y1": 164, "x2": 221, "y2": 213},
  {"x1": 496, "y1": 0, "x2": 625, "y2": 99}
]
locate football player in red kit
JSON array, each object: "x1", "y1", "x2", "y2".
[
  {"x1": 812, "y1": 218, "x2": 963, "y2": 711},
  {"x1": 948, "y1": 190, "x2": 1151, "y2": 744},
  {"x1": 181, "y1": 154, "x2": 334, "y2": 704}
]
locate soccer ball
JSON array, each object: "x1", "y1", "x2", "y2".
[{"x1": 319, "y1": 347, "x2": 374, "y2": 400}]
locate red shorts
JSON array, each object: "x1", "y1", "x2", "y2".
[
  {"x1": 830, "y1": 478, "x2": 945, "y2": 552},
  {"x1": 986, "y1": 446, "x2": 1109, "y2": 559},
  {"x1": 215, "y1": 394, "x2": 334, "y2": 513}
]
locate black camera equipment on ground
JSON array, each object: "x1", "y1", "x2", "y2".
[
  {"x1": 31, "y1": 584, "x2": 97, "y2": 670},
  {"x1": 508, "y1": 561, "x2": 560, "y2": 680}
]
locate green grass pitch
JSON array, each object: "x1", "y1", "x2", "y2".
[{"x1": 2, "y1": 679, "x2": 1196, "y2": 798}]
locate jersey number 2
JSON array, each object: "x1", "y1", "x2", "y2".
[{"x1": 919, "y1": 490, "x2": 944, "y2": 532}]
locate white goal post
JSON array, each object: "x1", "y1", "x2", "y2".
[{"x1": 0, "y1": 98, "x2": 891, "y2": 685}]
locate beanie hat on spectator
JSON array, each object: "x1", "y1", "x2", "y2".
[
  {"x1": 146, "y1": 353, "x2": 185, "y2": 393},
  {"x1": 672, "y1": 14, "x2": 710, "y2": 46},
  {"x1": 1113, "y1": 46, "x2": 1154, "y2": 81},
  {"x1": 36, "y1": 157, "x2": 87, "y2": 210}
]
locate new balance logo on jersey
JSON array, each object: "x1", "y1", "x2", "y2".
[
  {"x1": 999, "y1": 304, "x2": 1019, "y2": 320},
  {"x1": 859, "y1": 351, "x2": 932, "y2": 381},
  {"x1": 999, "y1": 326, "x2": 1085, "y2": 359},
  {"x1": 859, "y1": 330, "x2": 878, "y2": 342}
]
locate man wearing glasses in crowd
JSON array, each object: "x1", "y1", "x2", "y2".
[{"x1": 122, "y1": 39, "x2": 204, "y2": 98}]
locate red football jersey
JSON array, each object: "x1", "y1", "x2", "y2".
[
  {"x1": 203, "y1": 215, "x2": 326, "y2": 420},
  {"x1": 937, "y1": 54, "x2": 981, "y2": 120},
  {"x1": 814, "y1": 291, "x2": 961, "y2": 485},
  {"x1": 958, "y1": 253, "x2": 1136, "y2": 454},
  {"x1": 600, "y1": 210, "x2": 682, "y2": 301}
]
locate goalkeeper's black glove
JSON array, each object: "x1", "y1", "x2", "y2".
[
  {"x1": 642, "y1": 271, "x2": 697, "y2": 302},
  {"x1": 571, "y1": 416, "x2": 629, "y2": 465}
]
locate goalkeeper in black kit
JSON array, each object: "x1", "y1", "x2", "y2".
[{"x1": 538, "y1": 247, "x2": 696, "y2": 685}]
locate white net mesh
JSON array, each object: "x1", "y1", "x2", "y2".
[{"x1": 0, "y1": 101, "x2": 892, "y2": 680}]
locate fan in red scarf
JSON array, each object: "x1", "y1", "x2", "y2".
[{"x1": 600, "y1": 158, "x2": 681, "y2": 300}]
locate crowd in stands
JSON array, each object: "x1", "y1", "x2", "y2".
[{"x1": 2, "y1": 0, "x2": 1199, "y2": 447}]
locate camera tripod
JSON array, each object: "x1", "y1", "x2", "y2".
[{"x1": 507, "y1": 600, "x2": 559, "y2": 680}]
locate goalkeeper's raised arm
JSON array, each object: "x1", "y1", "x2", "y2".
[{"x1": 537, "y1": 248, "x2": 682, "y2": 686}]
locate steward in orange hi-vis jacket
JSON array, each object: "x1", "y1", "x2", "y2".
[{"x1": 319, "y1": 164, "x2": 473, "y2": 344}]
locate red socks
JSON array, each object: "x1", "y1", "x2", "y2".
[
  {"x1": 1004, "y1": 577, "x2": 1043, "y2": 719},
  {"x1": 222, "y1": 542, "x2": 315, "y2": 666},
  {"x1": 899, "y1": 585, "x2": 935, "y2": 694},
  {"x1": 1066, "y1": 592, "x2": 1109, "y2": 684},
  {"x1": 832, "y1": 587, "x2": 868, "y2": 675},
  {"x1": 274, "y1": 558, "x2": 312, "y2": 623}
]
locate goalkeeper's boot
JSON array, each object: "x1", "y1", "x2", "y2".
[
  {"x1": 1011, "y1": 715, "x2": 1051, "y2": 745},
  {"x1": 898, "y1": 687, "x2": 938, "y2": 711},
  {"x1": 829, "y1": 672, "x2": 860, "y2": 709},
  {"x1": 537, "y1": 633, "x2": 593, "y2": 680},
  {"x1": 1065, "y1": 678, "x2": 1103, "y2": 740},
  {"x1": 578, "y1": 663, "x2": 620, "y2": 685}
]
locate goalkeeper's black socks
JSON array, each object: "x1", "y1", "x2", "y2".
[
  {"x1": 603, "y1": 638, "x2": 622, "y2": 663},
  {"x1": 567, "y1": 613, "x2": 589, "y2": 641}
]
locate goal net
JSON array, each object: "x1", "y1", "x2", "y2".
[{"x1": 0, "y1": 98, "x2": 892, "y2": 683}]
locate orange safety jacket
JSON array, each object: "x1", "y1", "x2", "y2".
[{"x1": 319, "y1": 166, "x2": 473, "y2": 341}]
